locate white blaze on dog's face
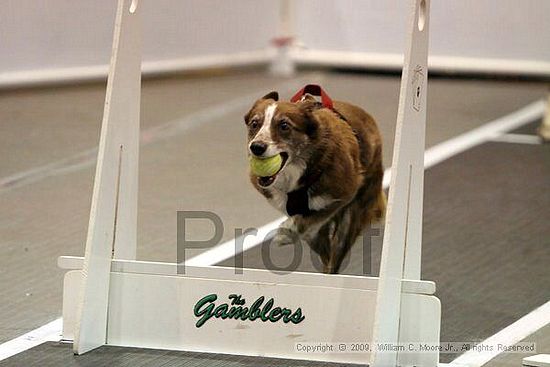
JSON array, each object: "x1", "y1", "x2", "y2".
[
  {"x1": 250, "y1": 103, "x2": 279, "y2": 158},
  {"x1": 244, "y1": 91, "x2": 318, "y2": 191}
]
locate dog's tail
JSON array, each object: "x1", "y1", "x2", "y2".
[{"x1": 374, "y1": 190, "x2": 387, "y2": 221}]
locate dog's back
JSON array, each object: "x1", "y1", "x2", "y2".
[
  {"x1": 309, "y1": 101, "x2": 386, "y2": 273},
  {"x1": 333, "y1": 101, "x2": 383, "y2": 178}
]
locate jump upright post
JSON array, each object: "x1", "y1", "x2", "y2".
[{"x1": 371, "y1": 0, "x2": 431, "y2": 366}]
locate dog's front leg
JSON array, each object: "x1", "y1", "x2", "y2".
[
  {"x1": 271, "y1": 207, "x2": 336, "y2": 249},
  {"x1": 270, "y1": 217, "x2": 302, "y2": 247},
  {"x1": 294, "y1": 202, "x2": 347, "y2": 267},
  {"x1": 294, "y1": 201, "x2": 343, "y2": 237}
]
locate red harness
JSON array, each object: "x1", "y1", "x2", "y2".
[{"x1": 290, "y1": 84, "x2": 334, "y2": 110}]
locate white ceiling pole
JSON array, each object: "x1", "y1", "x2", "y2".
[
  {"x1": 370, "y1": 0, "x2": 430, "y2": 366},
  {"x1": 270, "y1": 0, "x2": 296, "y2": 77},
  {"x1": 73, "y1": 0, "x2": 141, "y2": 354}
]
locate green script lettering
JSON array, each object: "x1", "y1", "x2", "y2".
[
  {"x1": 193, "y1": 294, "x2": 305, "y2": 328},
  {"x1": 193, "y1": 294, "x2": 217, "y2": 328}
]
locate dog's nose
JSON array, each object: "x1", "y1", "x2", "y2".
[{"x1": 250, "y1": 142, "x2": 267, "y2": 156}]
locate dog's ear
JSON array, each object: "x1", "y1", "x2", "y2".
[
  {"x1": 244, "y1": 91, "x2": 278, "y2": 123},
  {"x1": 261, "y1": 91, "x2": 279, "y2": 101},
  {"x1": 299, "y1": 100, "x2": 319, "y2": 137},
  {"x1": 243, "y1": 109, "x2": 252, "y2": 124},
  {"x1": 244, "y1": 104, "x2": 258, "y2": 124}
]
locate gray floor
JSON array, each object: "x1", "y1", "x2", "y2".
[
  {"x1": 0, "y1": 341, "x2": 359, "y2": 367},
  {"x1": 0, "y1": 69, "x2": 548, "y2": 365}
]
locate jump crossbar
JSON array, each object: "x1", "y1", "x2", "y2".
[{"x1": 58, "y1": 255, "x2": 436, "y2": 295}]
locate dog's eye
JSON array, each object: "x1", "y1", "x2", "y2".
[
  {"x1": 250, "y1": 119, "x2": 259, "y2": 129},
  {"x1": 279, "y1": 120, "x2": 290, "y2": 132}
]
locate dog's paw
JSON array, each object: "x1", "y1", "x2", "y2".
[
  {"x1": 272, "y1": 228, "x2": 301, "y2": 247},
  {"x1": 270, "y1": 218, "x2": 300, "y2": 247}
]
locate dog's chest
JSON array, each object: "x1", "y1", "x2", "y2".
[
  {"x1": 266, "y1": 188, "x2": 308, "y2": 216},
  {"x1": 266, "y1": 189, "x2": 288, "y2": 213},
  {"x1": 265, "y1": 187, "x2": 333, "y2": 216},
  {"x1": 262, "y1": 159, "x2": 333, "y2": 216},
  {"x1": 263, "y1": 160, "x2": 304, "y2": 213}
]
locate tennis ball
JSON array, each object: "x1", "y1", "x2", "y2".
[{"x1": 249, "y1": 154, "x2": 283, "y2": 177}]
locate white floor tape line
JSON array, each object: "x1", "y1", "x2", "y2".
[
  {"x1": 449, "y1": 301, "x2": 550, "y2": 367},
  {"x1": 523, "y1": 354, "x2": 550, "y2": 367},
  {"x1": 491, "y1": 133, "x2": 543, "y2": 145},
  {"x1": 0, "y1": 98, "x2": 546, "y2": 362},
  {"x1": 423, "y1": 99, "x2": 545, "y2": 168},
  {"x1": 0, "y1": 318, "x2": 62, "y2": 361}
]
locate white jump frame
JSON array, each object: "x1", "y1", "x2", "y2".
[{"x1": 59, "y1": 0, "x2": 439, "y2": 366}]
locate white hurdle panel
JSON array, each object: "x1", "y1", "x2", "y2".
[{"x1": 59, "y1": 0, "x2": 440, "y2": 365}]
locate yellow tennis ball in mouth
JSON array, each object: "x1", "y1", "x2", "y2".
[{"x1": 249, "y1": 154, "x2": 283, "y2": 177}]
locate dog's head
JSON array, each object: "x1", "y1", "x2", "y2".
[{"x1": 244, "y1": 91, "x2": 319, "y2": 189}]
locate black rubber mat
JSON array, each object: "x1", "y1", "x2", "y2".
[{"x1": 0, "y1": 342, "x2": 358, "y2": 367}]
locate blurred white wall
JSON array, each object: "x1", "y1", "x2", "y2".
[
  {"x1": 294, "y1": 0, "x2": 550, "y2": 75},
  {"x1": 0, "y1": 0, "x2": 278, "y2": 86},
  {"x1": 1, "y1": 0, "x2": 549, "y2": 87}
]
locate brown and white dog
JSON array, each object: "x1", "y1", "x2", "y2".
[{"x1": 244, "y1": 87, "x2": 385, "y2": 274}]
